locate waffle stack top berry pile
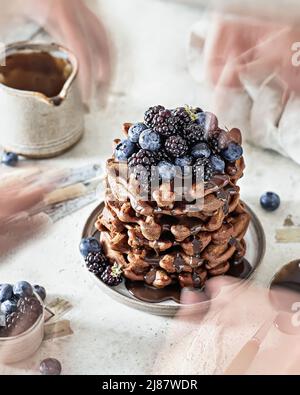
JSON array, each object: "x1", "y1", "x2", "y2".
[{"x1": 96, "y1": 106, "x2": 250, "y2": 289}]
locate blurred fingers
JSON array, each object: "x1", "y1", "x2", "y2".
[{"x1": 0, "y1": 213, "x2": 51, "y2": 256}]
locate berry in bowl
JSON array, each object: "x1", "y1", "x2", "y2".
[{"x1": 0, "y1": 281, "x2": 45, "y2": 364}]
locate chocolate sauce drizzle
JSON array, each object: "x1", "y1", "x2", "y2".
[
  {"x1": 126, "y1": 258, "x2": 253, "y2": 304},
  {"x1": 126, "y1": 281, "x2": 181, "y2": 303}
]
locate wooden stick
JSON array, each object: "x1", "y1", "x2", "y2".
[
  {"x1": 276, "y1": 227, "x2": 300, "y2": 243},
  {"x1": 43, "y1": 175, "x2": 105, "y2": 206}
]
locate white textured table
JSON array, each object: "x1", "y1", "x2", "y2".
[{"x1": 1, "y1": 0, "x2": 300, "y2": 375}]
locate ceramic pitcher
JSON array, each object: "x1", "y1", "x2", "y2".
[{"x1": 0, "y1": 42, "x2": 84, "y2": 158}]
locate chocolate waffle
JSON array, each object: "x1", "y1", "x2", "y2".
[{"x1": 96, "y1": 107, "x2": 250, "y2": 289}]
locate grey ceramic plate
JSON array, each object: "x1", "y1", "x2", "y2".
[{"x1": 82, "y1": 202, "x2": 265, "y2": 316}]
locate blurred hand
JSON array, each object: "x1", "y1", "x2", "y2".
[
  {"x1": 203, "y1": 15, "x2": 300, "y2": 95},
  {"x1": 25, "y1": 0, "x2": 112, "y2": 104},
  {"x1": 0, "y1": 169, "x2": 48, "y2": 223},
  {"x1": 0, "y1": 167, "x2": 60, "y2": 256},
  {"x1": 154, "y1": 276, "x2": 300, "y2": 375}
]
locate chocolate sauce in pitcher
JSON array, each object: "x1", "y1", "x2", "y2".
[{"x1": 0, "y1": 52, "x2": 72, "y2": 103}]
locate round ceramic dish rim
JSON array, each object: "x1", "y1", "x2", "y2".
[{"x1": 82, "y1": 202, "x2": 266, "y2": 316}]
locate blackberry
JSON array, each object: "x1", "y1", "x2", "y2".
[
  {"x1": 193, "y1": 158, "x2": 214, "y2": 182},
  {"x1": 165, "y1": 135, "x2": 189, "y2": 158},
  {"x1": 128, "y1": 149, "x2": 158, "y2": 189},
  {"x1": 101, "y1": 263, "x2": 123, "y2": 287},
  {"x1": 85, "y1": 251, "x2": 108, "y2": 276},
  {"x1": 128, "y1": 149, "x2": 158, "y2": 169},
  {"x1": 128, "y1": 149, "x2": 157, "y2": 168},
  {"x1": 183, "y1": 123, "x2": 204, "y2": 145},
  {"x1": 209, "y1": 137, "x2": 221, "y2": 154},
  {"x1": 144, "y1": 105, "x2": 165, "y2": 127},
  {"x1": 152, "y1": 109, "x2": 178, "y2": 137},
  {"x1": 172, "y1": 107, "x2": 192, "y2": 129},
  {"x1": 156, "y1": 149, "x2": 172, "y2": 163}
]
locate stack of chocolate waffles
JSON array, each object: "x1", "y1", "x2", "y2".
[{"x1": 96, "y1": 106, "x2": 250, "y2": 289}]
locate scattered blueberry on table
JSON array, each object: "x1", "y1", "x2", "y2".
[
  {"x1": 260, "y1": 192, "x2": 280, "y2": 212},
  {"x1": 40, "y1": 358, "x2": 62, "y2": 376},
  {"x1": 2, "y1": 152, "x2": 19, "y2": 167}
]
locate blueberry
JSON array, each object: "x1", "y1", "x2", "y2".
[
  {"x1": 260, "y1": 192, "x2": 280, "y2": 212},
  {"x1": 139, "y1": 129, "x2": 161, "y2": 151},
  {"x1": 79, "y1": 237, "x2": 101, "y2": 257},
  {"x1": 195, "y1": 112, "x2": 218, "y2": 133},
  {"x1": 158, "y1": 161, "x2": 177, "y2": 181},
  {"x1": 2, "y1": 152, "x2": 19, "y2": 167},
  {"x1": 40, "y1": 358, "x2": 62, "y2": 376},
  {"x1": 114, "y1": 140, "x2": 136, "y2": 161},
  {"x1": 1, "y1": 300, "x2": 17, "y2": 315},
  {"x1": 210, "y1": 155, "x2": 225, "y2": 174},
  {"x1": 221, "y1": 143, "x2": 243, "y2": 162},
  {"x1": 13, "y1": 281, "x2": 33, "y2": 298},
  {"x1": 191, "y1": 143, "x2": 211, "y2": 159},
  {"x1": 128, "y1": 123, "x2": 147, "y2": 143},
  {"x1": 175, "y1": 156, "x2": 193, "y2": 177},
  {"x1": 196, "y1": 112, "x2": 206, "y2": 126},
  {"x1": 0, "y1": 284, "x2": 13, "y2": 303},
  {"x1": 193, "y1": 107, "x2": 203, "y2": 114},
  {"x1": 175, "y1": 156, "x2": 193, "y2": 168},
  {"x1": 33, "y1": 285, "x2": 46, "y2": 301}
]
